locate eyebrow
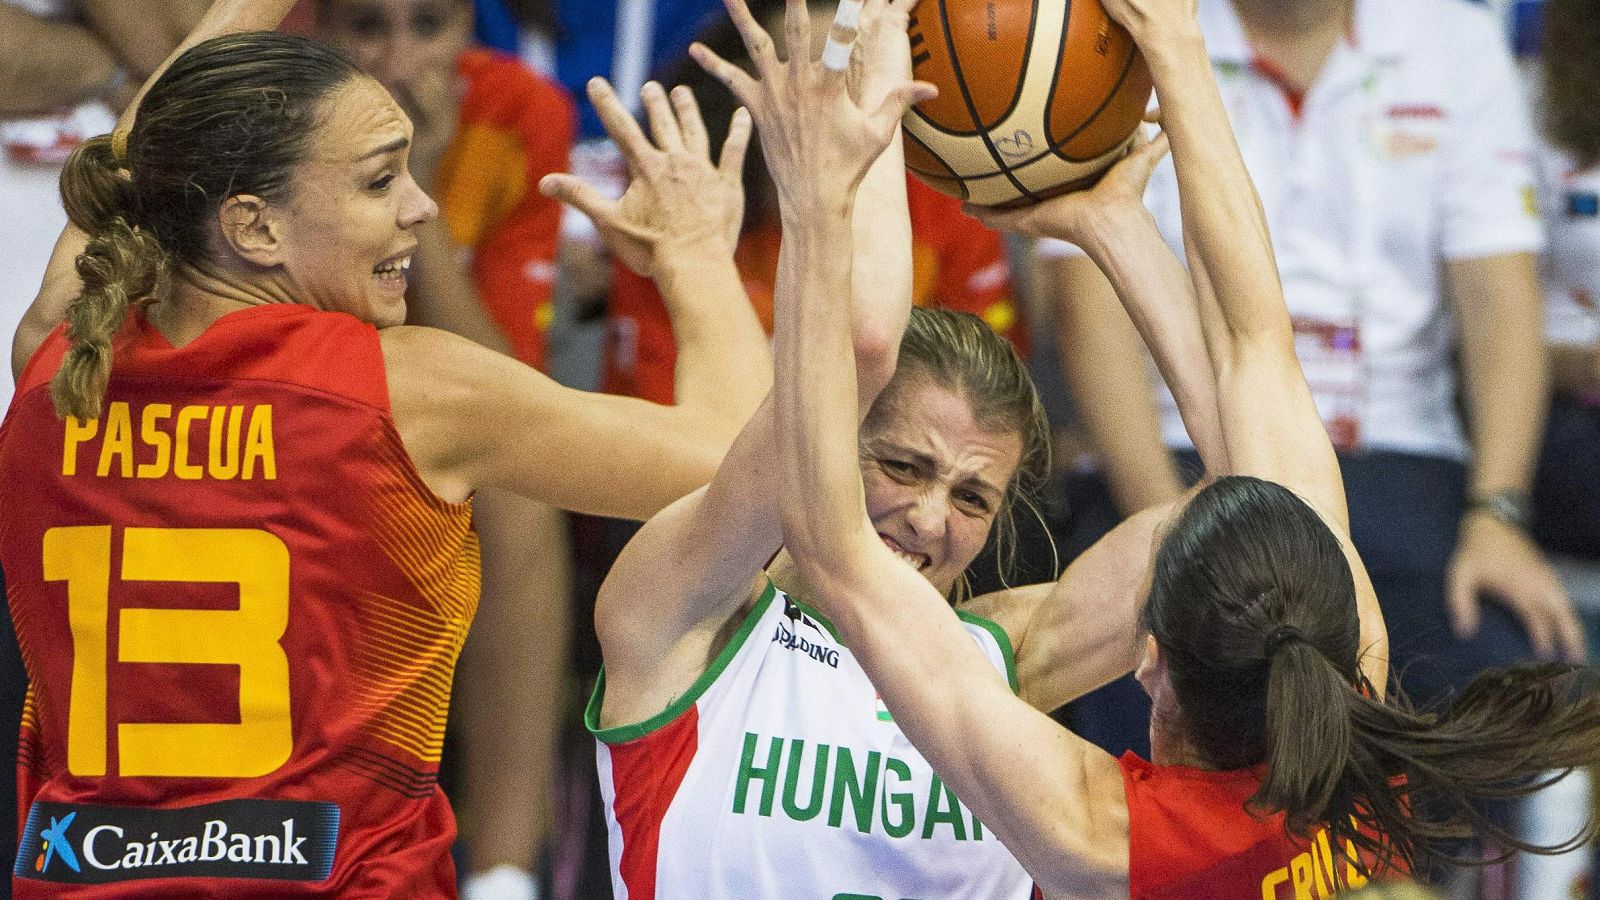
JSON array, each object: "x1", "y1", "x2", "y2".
[
  {"x1": 894, "y1": 446, "x2": 1006, "y2": 499},
  {"x1": 359, "y1": 136, "x2": 409, "y2": 161}
]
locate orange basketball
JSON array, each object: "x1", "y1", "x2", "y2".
[{"x1": 902, "y1": 0, "x2": 1153, "y2": 206}]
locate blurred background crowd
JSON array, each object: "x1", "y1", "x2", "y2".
[{"x1": 0, "y1": 0, "x2": 1596, "y2": 897}]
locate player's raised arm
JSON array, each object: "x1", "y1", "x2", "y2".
[
  {"x1": 578, "y1": 0, "x2": 930, "y2": 726},
  {"x1": 1102, "y1": 0, "x2": 1387, "y2": 685},
  {"x1": 760, "y1": 0, "x2": 1132, "y2": 893},
  {"x1": 11, "y1": 0, "x2": 303, "y2": 379},
  {"x1": 379, "y1": 76, "x2": 764, "y2": 523}
]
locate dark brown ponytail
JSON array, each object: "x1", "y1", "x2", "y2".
[
  {"x1": 51, "y1": 135, "x2": 169, "y2": 421},
  {"x1": 1147, "y1": 476, "x2": 1600, "y2": 878}
]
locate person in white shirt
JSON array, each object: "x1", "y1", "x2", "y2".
[{"x1": 1037, "y1": 0, "x2": 1587, "y2": 763}]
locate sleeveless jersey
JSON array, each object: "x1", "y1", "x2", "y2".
[
  {"x1": 588, "y1": 583, "x2": 1037, "y2": 900},
  {"x1": 1122, "y1": 753, "x2": 1398, "y2": 899},
  {"x1": 0, "y1": 306, "x2": 478, "y2": 897}
]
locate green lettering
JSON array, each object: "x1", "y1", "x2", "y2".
[
  {"x1": 733, "y1": 732, "x2": 782, "y2": 817},
  {"x1": 922, "y1": 773, "x2": 967, "y2": 841},
  {"x1": 828, "y1": 747, "x2": 882, "y2": 832},
  {"x1": 881, "y1": 757, "x2": 915, "y2": 838},
  {"x1": 972, "y1": 812, "x2": 985, "y2": 842},
  {"x1": 782, "y1": 739, "x2": 830, "y2": 821}
]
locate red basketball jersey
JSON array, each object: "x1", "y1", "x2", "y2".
[
  {"x1": 0, "y1": 306, "x2": 478, "y2": 897},
  {"x1": 1122, "y1": 752, "x2": 1397, "y2": 900}
]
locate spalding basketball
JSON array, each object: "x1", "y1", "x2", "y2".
[{"x1": 903, "y1": 0, "x2": 1153, "y2": 206}]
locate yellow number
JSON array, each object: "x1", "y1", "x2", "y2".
[
  {"x1": 42, "y1": 526, "x2": 293, "y2": 779},
  {"x1": 43, "y1": 526, "x2": 111, "y2": 776}
]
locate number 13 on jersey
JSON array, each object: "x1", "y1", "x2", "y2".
[{"x1": 42, "y1": 526, "x2": 293, "y2": 779}]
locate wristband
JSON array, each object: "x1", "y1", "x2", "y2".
[{"x1": 1467, "y1": 490, "x2": 1533, "y2": 531}]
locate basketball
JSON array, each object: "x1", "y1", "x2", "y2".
[{"x1": 902, "y1": 0, "x2": 1154, "y2": 207}]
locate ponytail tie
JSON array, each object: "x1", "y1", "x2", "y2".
[
  {"x1": 1263, "y1": 625, "x2": 1304, "y2": 659},
  {"x1": 110, "y1": 127, "x2": 131, "y2": 167}
]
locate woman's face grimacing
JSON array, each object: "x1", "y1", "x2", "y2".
[
  {"x1": 267, "y1": 76, "x2": 437, "y2": 327},
  {"x1": 859, "y1": 380, "x2": 1024, "y2": 596}
]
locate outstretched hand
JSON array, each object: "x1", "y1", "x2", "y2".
[
  {"x1": 539, "y1": 77, "x2": 751, "y2": 278},
  {"x1": 690, "y1": 0, "x2": 936, "y2": 215},
  {"x1": 966, "y1": 121, "x2": 1170, "y2": 243}
]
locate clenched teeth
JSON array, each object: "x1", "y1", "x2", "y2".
[{"x1": 373, "y1": 256, "x2": 412, "y2": 278}]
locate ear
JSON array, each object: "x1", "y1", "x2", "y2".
[
  {"x1": 216, "y1": 195, "x2": 286, "y2": 266},
  {"x1": 1133, "y1": 633, "x2": 1162, "y2": 691}
]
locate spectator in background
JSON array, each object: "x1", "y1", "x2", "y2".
[
  {"x1": 1039, "y1": 0, "x2": 1587, "y2": 778},
  {"x1": 315, "y1": 4, "x2": 575, "y2": 899},
  {"x1": 1, "y1": 0, "x2": 206, "y2": 410},
  {"x1": 605, "y1": 0, "x2": 1025, "y2": 408},
  {"x1": 1530, "y1": 0, "x2": 1600, "y2": 563},
  {"x1": 1526, "y1": 5, "x2": 1600, "y2": 890}
]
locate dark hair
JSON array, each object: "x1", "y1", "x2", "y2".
[
  {"x1": 52, "y1": 32, "x2": 363, "y2": 420},
  {"x1": 864, "y1": 308, "x2": 1052, "y2": 600},
  {"x1": 1543, "y1": 0, "x2": 1600, "y2": 167},
  {"x1": 1145, "y1": 476, "x2": 1600, "y2": 876}
]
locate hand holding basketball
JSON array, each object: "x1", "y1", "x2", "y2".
[
  {"x1": 539, "y1": 78, "x2": 752, "y2": 278},
  {"x1": 965, "y1": 125, "x2": 1169, "y2": 242},
  {"x1": 691, "y1": 0, "x2": 937, "y2": 213}
]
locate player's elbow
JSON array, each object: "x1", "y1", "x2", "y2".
[{"x1": 852, "y1": 323, "x2": 900, "y2": 397}]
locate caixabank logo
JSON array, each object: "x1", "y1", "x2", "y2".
[{"x1": 16, "y1": 799, "x2": 340, "y2": 884}]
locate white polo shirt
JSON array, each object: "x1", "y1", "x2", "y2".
[
  {"x1": 1535, "y1": 141, "x2": 1600, "y2": 350},
  {"x1": 1042, "y1": 0, "x2": 1544, "y2": 460}
]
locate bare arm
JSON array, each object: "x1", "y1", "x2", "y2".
[
  {"x1": 1110, "y1": 1, "x2": 1387, "y2": 689},
  {"x1": 750, "y1": 0, "x2": 1131, "y2": 892},
  {"x1": 385, "y1": 77, "x2": 767, "y2": 524},
  {"x1": 1046, "y1": 254, "x2": 1185, "y2": 514},
  {"x1": 590, "y1": 0, "x2": 923, "y2": 726},
  {"x1": 0, "y1": 6, "x2": 120, "y2": 115},
  {"x1": 1445, "y1": 253, "x2": 1584, "y2": 661},
  {"x1": 776, "y1": 150, "x2": 1127, "y2": 900},
  {"x1": 77, "y1": 0, "x2": 208, "y2": 83},
  {"x1": 966, "y1": 499, "x2": 1177, "y2": 714},
  {"x1": 972, "y1": 133, "x2": 1230, "y2": 483}
]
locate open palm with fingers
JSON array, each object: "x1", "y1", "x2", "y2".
[
  {"x1": 539, "y1": 77, "x2": 751, "y2": 278},
  {"x1": 690, "y1": 0, "x2": 936, "y2": 215}
]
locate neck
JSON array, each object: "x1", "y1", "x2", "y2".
[
  {"x1": 1148, "y1": 704, "x2": 1214, "y2": 770},
  {"x1": 153, "y1": 264, "x2": 295, "y2": 346}
]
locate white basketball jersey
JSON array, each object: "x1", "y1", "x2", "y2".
[{"x1": 589, "y1": 583, "x2": 1037, "y2": 900}]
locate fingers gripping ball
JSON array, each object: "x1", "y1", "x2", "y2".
[{"x1": 903, "y1": 0, "x2": 1153, "y2": 206}]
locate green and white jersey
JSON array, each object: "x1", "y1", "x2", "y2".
[{"x1": 587, "y1": 582, "x2": 1036, "y2": 900}]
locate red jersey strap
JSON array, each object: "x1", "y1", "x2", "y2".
[
  {"x1": 17, "y1": 306, "x2": 391, "y2": 415},
  {"x1": 11, "y1": 322, "x2": 71, "y2": 409},
  {"x1": 1121, "y1": 752, "x2": 1381, "y2": 899}
]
